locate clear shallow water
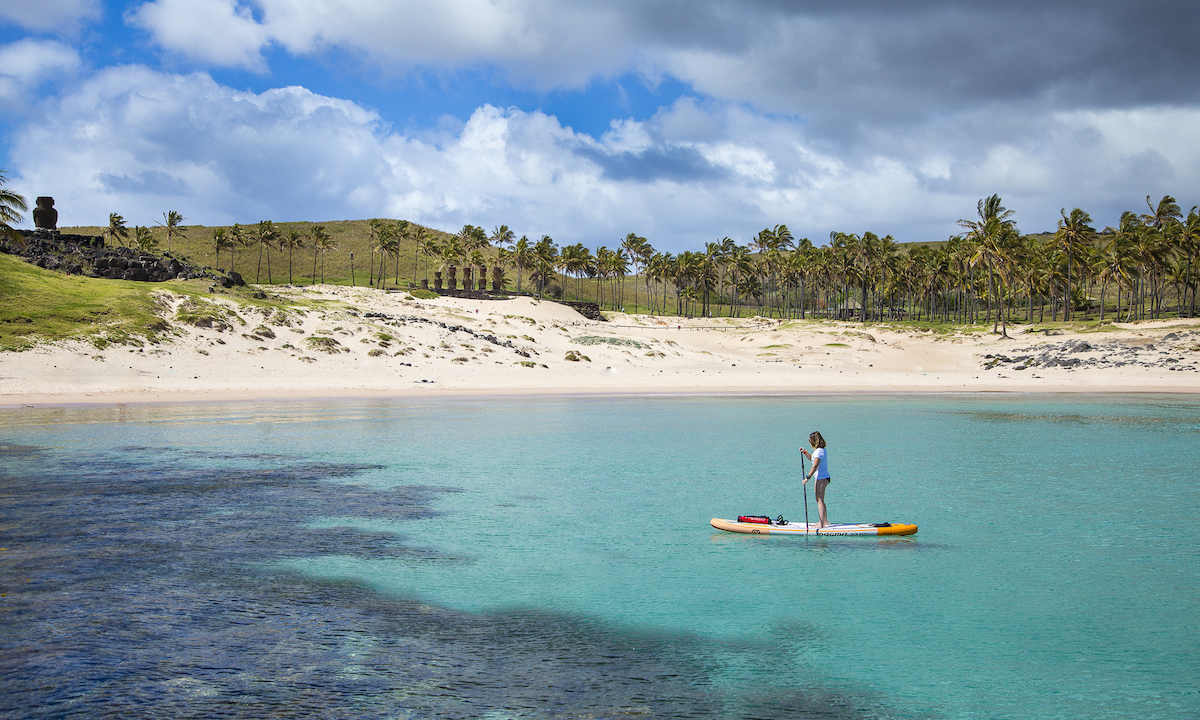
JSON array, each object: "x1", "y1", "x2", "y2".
[{"x1": 1, "y1": 394, "x2": 1198, "y2": 719}]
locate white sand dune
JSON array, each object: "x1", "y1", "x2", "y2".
[{"x1": 2, "y1": 284, "x2": 1199, "y2": 405}]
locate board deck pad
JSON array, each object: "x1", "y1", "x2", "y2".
[{"x1": 710, "y1": 517, "x2": 918, "y2": 536}]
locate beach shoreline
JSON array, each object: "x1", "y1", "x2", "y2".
[
  {"x1": 4, "y1": 384, "x2": 1200, "y2": 409},
  {"x1": 3, "y1": 284, "x2": 1199, "y2": 407}
]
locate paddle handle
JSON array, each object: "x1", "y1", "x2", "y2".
[{"x1": 801, "y1": 452, "x2": 811, "y2": 534}]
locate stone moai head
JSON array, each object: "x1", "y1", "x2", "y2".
[{"x1": 33, "y1": 197, "x2": 58, "y2": 230}]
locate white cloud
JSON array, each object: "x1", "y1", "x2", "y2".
[
  {"x1": 0, "y1": 0, "x2": 100, "y2": 33},
  {"x1": 12, "y1": 66, "x2": 388, "y2": 226},
  {"x1": 126, "y1": 0, "x2": 633, "y2": 84},
  {"x1": 120, "y1": 2, "x2": 1200, "y2": 124},
  {"x1": 127, "y1": 0, "x2": 270, "y2": 70},
  {"x1": 0, "y1": 39, "x2": 81, "y2": 110},
  {"x1": 10, "y1": 66, "x2": 1200, "y2": 247}
]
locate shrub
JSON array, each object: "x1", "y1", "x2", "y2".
[
  {"x1": 571, "y1": 335, "x2": 649, "y2": 350},
  {"x1": 305, "y1": 336, "x2": 347, "y2": 354}
]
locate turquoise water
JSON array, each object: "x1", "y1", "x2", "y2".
[{"x1": 2, "y1": 394, "x2": 1198, "y2": 719}]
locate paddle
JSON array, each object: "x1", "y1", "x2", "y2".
[{"x1": 800, "y1": 451, "x2": 811, "y2": 537}]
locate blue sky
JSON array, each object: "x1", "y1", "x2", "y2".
[{"x1": 3, "y1": 1, "x2": 1200, "y2": 251}]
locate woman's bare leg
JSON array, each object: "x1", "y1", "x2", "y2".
[{"x1": 815, "y1": 478, "x2": 830, "y2": 528}]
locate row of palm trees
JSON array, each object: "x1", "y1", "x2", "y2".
[
  {"x1": 469, "y1": 194, "x2": 1199, "y2": 326},
  {"x1": 106, "y1": 211, "x2": 188, "y2": 253},
  {"x1": 207, "y1": 220, "x2": 337, "y2": 285},
  {"x1": 97, "y1": 194, "x2": 1200, "y2": 325}
]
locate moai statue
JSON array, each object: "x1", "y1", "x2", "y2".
[
  {"x1": 33, "y1": 197, "x2": 58, "y2": 231},
  {"x1": 491, "y1": 266, "x2": 502, "y2": 291},
  {"x1": 434, "y1": 271, "x2": 443, "y2": 291},
  {"x1": 463, "y1": 266, "x2": 473, "y2": 290},
  {"x1": 448, "y1": 265, "x2": 458, "y2": 290}
]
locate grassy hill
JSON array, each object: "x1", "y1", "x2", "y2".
[
  {"x1": 64, "y1": 219, "x2": 459, "y2": 289},
  {"x1": 62, "y1": 218, "x2": 662, "y2": 311},
  {"x1": 0, "y1": 252, "x2": 308, "y2": 351}
]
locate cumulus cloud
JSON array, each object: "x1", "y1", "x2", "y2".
[
  {"x1": 0, "y1": 0, "x2": 100, "y2": 33},
  {"x1": 10, "y1": 67, "x2": 1200, "y2": 245},
  {"x1": 124, "y1": 1, "x2": 1200, "y2": 123},
  {"x1": 12, "y1": 66, "x2": 388, "y2": 226},
  {"x1": 0, "y1": 39, "x2": 81, "y2": 110},
  {"x1": 127, "y1": 0, "x2": 270, "y2": 70}
]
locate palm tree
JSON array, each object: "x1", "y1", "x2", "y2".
[
  {"x1": 594, "y1": 246, "x2": 611, "y2": 307},
  {"x1": 621, "y1": 233, "x2": 648, "y2": 312},
  {"x1": 309, "y1": 224, "x2": 334, "y2": 284},
  {"x1": 959, "y1": 194, "x2": 1018, "y2": 332},
  {"x1": 254, "y1": 220, "x2": 278, "y2": 283},
  {"x1": 513, "y1": 235, "x2": 534, "y2": 292},
  {"x1": 0, "y1": 170, "x2": 26, "y2": 243},
  {"x1": 1055, "y1": 207, "x2": 1097, "y2": 321},
  {"x1": 560, "y1": 243, "x2": 592, "y2": 299},
  {"x1": 1182, "y1": 207, "x2": 1200, "y2": 317},
  {"x1": 226, "y1": 223, "x2": 241, "y2": 273},
  {"x1": 374, "y1": 224, "x2": 398, "y2": 288},
  {"x1": 279, "y1": 227, "x2": 305, "y2": 284},
  {"x1": 725, "y1": 243, "x2": 752, "y2": 317},
  {"x1": 1143, "y1": 195, "x2": 1183, "y2": 232},
  {"x1": 702, "y1": 241, "x2": 723, "y2": 316},
  {"x1": 158, "y1": 210, "x2": 186, "y2": 253},
  {"x1": 415, "y1": 227, "x2": 436, "y2": 285},
  {"x1": 611, "y1": 247, "x2": 630, "y2": 310},
  {"x1": 533, "y1": 235, "x2": 558, "y2": 299},
  {"x1": 211, "y1": 227, "x2": 232, "y2": 270},
  {"x1": 491, "y1": 224, "x2": 515, "y2": 249},
  {"x1": 1095, "y1": 229, "x2": 1123, "y2": 322},
  {"x1": 440, "y1": 234, "x2": 464, "y2": 287},
  {"x1": 132, "y1": 226, "x2": 156, "y2": 251},
  {"x1": 487, "y1": 226, "x2": 512, "y2": 290},
  {"x1": 368, "y1": 218, "x2": 386, "y2": 287},
  {"x1": 106, "y1": 212, "x2": 130, "y2": 248},
  {"x1": 392, "y1": 219, "x2": 410, "y2": 285},
  {"x1": 458, "y1": 224, "x2": 489, "y2": 288},
  {"x1": 229, "y1": 223, "x2": 251, "y2": 275}
]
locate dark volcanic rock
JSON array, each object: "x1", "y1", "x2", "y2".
[{"x1": 2, "y1": 228, "x2": 233, "y2": 286}]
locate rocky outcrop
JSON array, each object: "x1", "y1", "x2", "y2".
[
  {"x1": 560, "y1": 301, "x2": 604, "y2": 321},
  {"x1": 981, "y1": 332, "x2": 1200, "y2": 373},
  {"x1": 1, "y1": 229, "x2": 230, "y2": 284}
]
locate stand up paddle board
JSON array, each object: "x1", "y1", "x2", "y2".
[{"x1": 711, "y1": 516, "x2": 917, "y2": 536}]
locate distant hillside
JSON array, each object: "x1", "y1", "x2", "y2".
[{"x1": 63, "y1": 219, "x2": 459, "y2": 289}]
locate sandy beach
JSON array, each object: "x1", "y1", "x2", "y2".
[{"x1": 2, "y1": 284, "x2": 1199, "y2": 405}]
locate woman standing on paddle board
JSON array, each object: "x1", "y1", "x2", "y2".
[{"x1": 800, "y1": 431, "x2": 830, "y2": 529}]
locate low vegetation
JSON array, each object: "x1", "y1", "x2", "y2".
[
  {"x1": 0, "y1": 254, "x2": 175, "y2": 350},
  {"x1": 571, "y1": 335, "x2": 650, "y2": 349}
]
